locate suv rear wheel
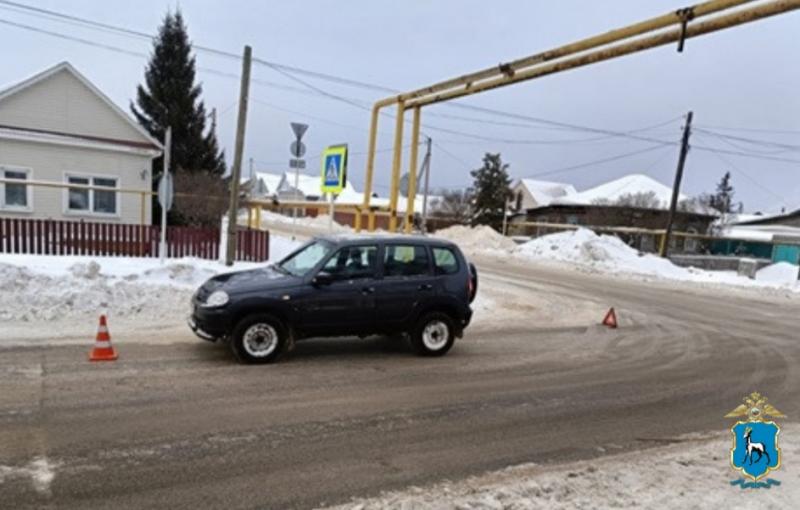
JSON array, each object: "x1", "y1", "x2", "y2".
[
  {"x1": 230, "y1": 313, "x2": 287, "y2": 364},
  {"x1": 411, "y1": 312, "x2": 455, "y2": 356}
]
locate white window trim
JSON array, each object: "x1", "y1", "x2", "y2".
[
  {"x1": 62, "y1": 171, "x2": 122, "y2": 218},
  {"x1": 0, "y1": 164, "x2": 34, "y2": 213}
]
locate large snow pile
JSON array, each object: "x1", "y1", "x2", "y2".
[
  {"x1": 0, "y1": 235, "x2": 301, "y2": 323},
  {"x1": 510, "y1": 228, "x2": 799, "y2": 293},
  {"x1": 434, "y1": 225, "x2": 517, "y2": 253},
  {"x1": 756, "y1": 261, "x2": 799, "y2": 286},
  {"x1": 516, "y1": 228, "x2": 688, "y2": 279},
  {"x1": 0, "y1": 257, "x2": 236, "y2": 322}
]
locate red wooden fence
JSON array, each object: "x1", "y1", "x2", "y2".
[{"x1": 0, "y1": 218, "x2": 269, "y2": 262}]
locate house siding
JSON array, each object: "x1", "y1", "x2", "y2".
[
  {"x1": 0, "y1": 138, "x2": 152, "y2": 224},
  {"x1": 0, "y1": 68, "x2": 146, "y2": 143}
]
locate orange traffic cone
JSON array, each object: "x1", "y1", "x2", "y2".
[
  {"x1": 602, "y1": 308, "x2": 618, "y2": 329},
  {"x1": 89, "y1": 315, "x2": 118, "y2": 361}
]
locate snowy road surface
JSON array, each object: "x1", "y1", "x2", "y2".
[{"x1": 1, "y1": 257, "x2": 799, "y2": 509}]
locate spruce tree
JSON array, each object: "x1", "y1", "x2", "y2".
[
  {"x1": 131, "y1": 10, "x2": 225, "y2": 178},
  {"x1": 711, "y1": 172, "x2": 736, "y2": 213},
  {"x1": 470, "y1": 153, "x2": 512, "y2": 229}
]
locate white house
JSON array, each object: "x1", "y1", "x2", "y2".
[
  {"x1": 552, "y1": 173, "x2": 686, "y2": 209},
  {"x1": 241, "y1": 170, "x2": 283, "y2": 199},
  {"x1": 511, "y1": 178, "x2": 577, "y2": 211},
  {"x1": 0, "y1": 62, "x2": 161, "y2": 224}
]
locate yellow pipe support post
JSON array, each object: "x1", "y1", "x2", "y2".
[
  {"x1": 255, "y1": 205, "x2": 262, "y2": 229},
  {"x1": 368, "y1": 210, "x2": 376, "y2": 231},
  {"x1": 388, "y1": 100, "x2": 406, "y2": 232},
  {"x1": 404, "y1": 106, "x2": 422, "y2": 234},
  {"x1": 247, "y1": 207, "x2": 254, "y2": 229},
  {"x1": 357, "y1": 100, "x2": 392, "y2": 231}
]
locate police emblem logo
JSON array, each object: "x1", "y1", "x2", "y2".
[{"x1": 725, "y1": 392, "x2": 785, "y2": 482}]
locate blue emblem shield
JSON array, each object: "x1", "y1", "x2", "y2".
[{"x1": 730, "y1": 421, "x2": 781, "y2": 481}]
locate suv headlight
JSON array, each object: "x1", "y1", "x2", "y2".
[{"x1": 202, "y1": 290, "x2": 229, "y2": 308}]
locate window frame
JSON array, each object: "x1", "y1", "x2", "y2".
[
  {"x1": 432, "y1": 246, "x2": 460, "y2": 276},
  {"x1": 319, "y1": 244, "x2": 379, "y2": 281},
  {"x1": 0, "y1": 165, "x2": 34, "y2": 213},
  {"x1": 63, "y1": 171, "x2": 121, "y2": 218},
  {"x1": 380, "y1": 243, "x2": 434, "y2": 279}
]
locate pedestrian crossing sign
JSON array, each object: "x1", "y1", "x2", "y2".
[{"x1": 321, "y1": 144, "x2": 348, "y2": 193}]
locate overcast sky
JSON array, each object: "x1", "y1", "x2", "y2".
[{"x1": 1, "y1": 0, "x2": 798, "y2": 212}]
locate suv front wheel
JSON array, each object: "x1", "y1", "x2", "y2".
[
  {"x1": 411, "y1": 312, "x2": 455, "y2": 356},
  {"x1": 230, "y1": 313, "x2": 287, "y2": 364}
]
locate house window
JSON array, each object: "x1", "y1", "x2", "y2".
[
  {"x1": 66, "y1": 174, "x2": 119, "y2": 215},
  {"x1": 1, "y1": 166, "x2": 32, "y2": 211}
]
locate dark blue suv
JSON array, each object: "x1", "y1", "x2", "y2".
[{"x1": 189, "y1": 235, "x2": 478, "y2": 363}]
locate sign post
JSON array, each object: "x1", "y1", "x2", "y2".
[
  {"x1": 321, "y1": 144, "x2": 348, "y2": 232},
  {"x1": 157, "y1": 127, "x2": 173, "y2": 264},
  {"x1": 289, "y1": 122, "x2": 308, "y2": 240}
]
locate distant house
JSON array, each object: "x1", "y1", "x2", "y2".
[
  {"x1": 552, "y1": 174, "x2": 686, "y2": 208},
  {"x1": 509, "y1": 174, "x2": 716, "y2": 253},
  {"x1": 510, "y1": 178, "x2": 576, "y2": 211},
  {"x1": 242, "y1": 171, "x2": 283, "y2": 199},
  {"x1": 0, "y1": 62, "x2": 161, "y2": 223},
  {"x1": 713, "y1": 209, "x2": 800, "y2": 259}
]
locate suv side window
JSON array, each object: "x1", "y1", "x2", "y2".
[
  {"x1": 322, "y1": 245, "x2": 378, "y2": 280},
  {"x1": 383, "y1": 245, "x2": 431, "y2": 278},
  {"x1": 432, "y1": 247, "x2": 459, "y2": 275}
]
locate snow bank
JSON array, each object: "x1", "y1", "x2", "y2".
[
  {"x1": 0, "y1": 235, "x2": 301, "y2": 323},
  {"x1": 434, "y1": 225, "x2": 516, "y2": 253},
  {"x1": 0, "y1": 257, "x2": 235, "y2": 322},
  {"x1": 756, "y1": 262, "x2": 799, "y2": 286},
  {"x1": 517, "y1": 228, "x2": 688, "y2": 279},
  {"x1": 325, "y1": 423, "x2": 800, "y2": 510},
  {"x1": 514, "y1": 229, "x2": 800, "y2": 292}
]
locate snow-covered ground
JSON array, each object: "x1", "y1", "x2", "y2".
[
  {"x1": 324, "y1": 423, "x2": 800, "y2": 510},
  {"x1": 1, "y1": 228, "x2": 600, "y2": 345},
  {"x1": 0, "y1": 234, "x2": 303, "y2": 344},
  {"x1": 435, "y1": 226, "x2": 800, "y2": 295}
]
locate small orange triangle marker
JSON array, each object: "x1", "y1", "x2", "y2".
[
  {"x1": 602, "y1": 308, "x2": 618, "y2": 329},
  {"x1": 89, "y1": 315, "x2": 118, "y2": 361}
]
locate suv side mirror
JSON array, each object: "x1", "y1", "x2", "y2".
[{"x1": 312, "y1": 271, "x2": 334, "y2": 286}]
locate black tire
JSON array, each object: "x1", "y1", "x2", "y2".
[
  {"x1": 230, "y1": 313, "x2": 287, "y2": 364},
  {"x1": 410, "y1": 312, "x2": 456, "y2": 357}
]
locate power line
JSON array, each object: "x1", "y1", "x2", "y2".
[
  {"x1": 0, "y1": 2, "x2": 698, "y2": 140},
  {"x1": 521, "y1": 145, "x2": 667, "y2": 180},
  {"x1": 693, "y1": 133, "x2": 791, "y2": 207},
  {"x1": 694, "y1": 128, "x2": 800, "y2": 152},
  {"x1": 5, "y1": 4, "x2": 800, "y2": 168},
  {"x1": 695, "y1": 123, "x2": 800, "y2": 135}
]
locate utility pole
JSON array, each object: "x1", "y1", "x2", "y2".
[
  {"x1": 225, "y1": 45, "x2": 252, "y2": 266},
  {"x1": 660, "y1": 111, "x2": 693, "y2": 258},
  {"x1": 420, "y1": 136, "x2": 432, "y2": 233}
]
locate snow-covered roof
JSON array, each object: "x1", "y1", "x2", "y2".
[
  {"x1": 517, "y1": 179, "x2": 577, "y2": 206},
  {"x1": 719, "y1": 224, "x2": 800, "y2": 243},
  {"x1": 277, "y1": 171, "x2": 323, "y2": 198},
  {"x1": 554, "y1": 174, "x2": 685, "y2": 209}
]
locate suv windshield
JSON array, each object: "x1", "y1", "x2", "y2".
[{"x1": 277, "y1": 240, "x2": 334, "y2": 277}]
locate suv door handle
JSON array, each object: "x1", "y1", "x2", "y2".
[
  {"x1": 362, "y1": 286, "x2": 375, "y2": 295},
  {"x1": 418, "y1": 284, "x2": 433, "y2": 291}
]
